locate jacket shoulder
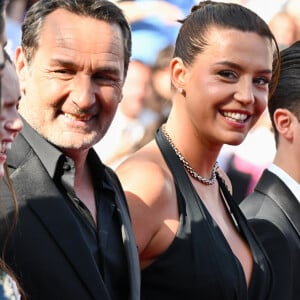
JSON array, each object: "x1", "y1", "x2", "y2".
[{"x1": 6, "y1": 133, "x2": 32, "y2": 171}]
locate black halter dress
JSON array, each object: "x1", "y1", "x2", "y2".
[{"x1": 140, "y1": 127, "x2": 273, "y2": 300}]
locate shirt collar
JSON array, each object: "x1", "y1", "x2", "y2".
[
  {"x1": 268, "y1": 163, "x2": 300, "y2": 201},
  {"x1": 21, "y1": 118, "x2": 63, "y2": 178},
  {"x1": 21, "y1": 118, "x2": 107, "y2": 183}
]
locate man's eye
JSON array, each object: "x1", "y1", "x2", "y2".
[
  {"x1": 54, "y1": 69, "x2": 71, "y2": 74},
  {"x1": 93, "y1": 73, "x2": 121, "y2": 85}
]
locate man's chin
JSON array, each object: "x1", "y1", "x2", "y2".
[{"x1": 48, "y1": 134, "x2": 97, "y2": 151}]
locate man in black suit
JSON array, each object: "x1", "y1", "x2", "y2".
[
  {"x1": 240, "y1": 41, "x2": 300, "y2": 300},
  {"x1": 0, "y1": 1, "x2": 140, "y2": 299}
]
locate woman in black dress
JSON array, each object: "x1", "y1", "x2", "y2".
[{"x1": 116, "y1": 1, "x2": 280, "y2": 299}]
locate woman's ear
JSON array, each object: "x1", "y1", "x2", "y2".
[{"x1": 170, "y1": 57, "x2": 187, "y2": 91}]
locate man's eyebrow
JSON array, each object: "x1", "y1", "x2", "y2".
[
  {"x1": 49, "y1": 58, "x2": 77, "y2": 68},
  {"x1": 93, "y1": 66, "x2": 122, "y2": 76},
  {"x1": 50, "y1": 58, "x2": 121, "y2": 75}
]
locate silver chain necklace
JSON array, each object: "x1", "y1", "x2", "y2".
[{"x1": 162, "y1": 126, "x2": 219, "y2": 185}]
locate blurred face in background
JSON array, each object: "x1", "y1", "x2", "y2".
[
  {"x1": 0, "y1": 0, "x2": 22, "y2": 178},
  {"x1": 119, "y1": 60, "x2": 152, "y2": 119},
  {"x1": 152, "y1": 66, "x2": 172, "y2": 101},
  {"x1": 0, "y1": 54, "x2": 23, "y2": 178}
]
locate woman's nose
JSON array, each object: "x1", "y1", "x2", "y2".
[
  {"x1": 5, "y1": 113, "x2": 23, "y2": 133},
  {"x1": 234, "y1": 79, "x2": 255, "y2": 105}
]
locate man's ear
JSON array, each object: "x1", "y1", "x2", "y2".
[
  {"x1": 273, "y1": 108, "x2": 294, "y2": 141},
  {"x1": 170, "y1": 57, "x2": 187, "y2": 91},
  {"x1": 15, "y1": 46, "x2": 29, "y2": 94}
]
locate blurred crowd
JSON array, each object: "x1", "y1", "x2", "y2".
[{"x1": 5, "y1": 0, "x2": 300, "y2": 200}]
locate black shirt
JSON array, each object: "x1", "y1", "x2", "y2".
[{"x1": 21, "y1": 120, "x2": 129, "y2": 300}]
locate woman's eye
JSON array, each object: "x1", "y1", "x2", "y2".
[
  {"x1": 254, "y1": 77, "x2": 269, "y2": 85},
  {"x1": 218, "y1": 70, "x2": 237, "y2": 79}
]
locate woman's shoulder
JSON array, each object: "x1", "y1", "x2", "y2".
[
  {"x1": 116, "y1": 140, "x2": 172, "y2": 199},
  {"x1": 116, "y1": 140, "x2": 179, "y2": 259}
]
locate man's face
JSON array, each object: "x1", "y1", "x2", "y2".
[{"x1": 16, "y1": 9, "x2": 125, "y2": 155}]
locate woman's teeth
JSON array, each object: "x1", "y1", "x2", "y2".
[
  {"x1": 223, "y1": 111, "x2": 248, "y2": 122},
  {"x1": 0, "y1": 142, "x2": 12, "y2": 154}
]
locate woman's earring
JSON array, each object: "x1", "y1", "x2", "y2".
[{"x1": 178, "y1": 87, "x2": 186, "y2": 96}]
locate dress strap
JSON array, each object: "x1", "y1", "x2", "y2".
[
  {"x1": 155, "y1": 127, "x2": 196, "y2": 193},
  {"x1": 155, "y1": 127, "x2": 231, "y2": 296}
]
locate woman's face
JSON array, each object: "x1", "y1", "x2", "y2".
[
  {"x1": 0, "y1": 58, "x2": 23, "y2": 178},
  {"x1": 174, "y1": 27, "x2": 273, "y2": 148}
]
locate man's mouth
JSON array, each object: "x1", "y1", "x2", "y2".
[{"x1": 64, "y1": 113, "x2": 92, "y2": 122}]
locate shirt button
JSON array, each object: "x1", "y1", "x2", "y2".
[{"x1": 63, "y1": 163, "x2": 71, "y2": 171}]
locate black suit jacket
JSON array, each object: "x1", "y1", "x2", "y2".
[
  {"x1": 0, "y1": 132, "x2": 140, "y2": 300},
  {"x1": 240, "y1": 169, "x2": 300, "y2": 300}
]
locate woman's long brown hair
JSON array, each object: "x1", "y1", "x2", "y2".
[{"x1": 0, "y1": 162, "x2": 26, "y2": 299}]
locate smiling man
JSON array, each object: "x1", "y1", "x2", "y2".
[{"x1": 0, "y1": 1, "x2": 140, "y2": 300}]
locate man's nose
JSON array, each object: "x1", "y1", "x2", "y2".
[{"x1": 71, "y1": 76, "x2": 96, "y2": 109}]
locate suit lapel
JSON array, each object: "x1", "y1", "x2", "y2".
[
  {"x1": 10, "y1": 142, "x2": 110, "y2": 300},
  {"x1": 105, "y1": 168, "x2": 140, "y2": 300},
  {"x1": 256, "y1": 170, "x2": 300, "y2": 237}
]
